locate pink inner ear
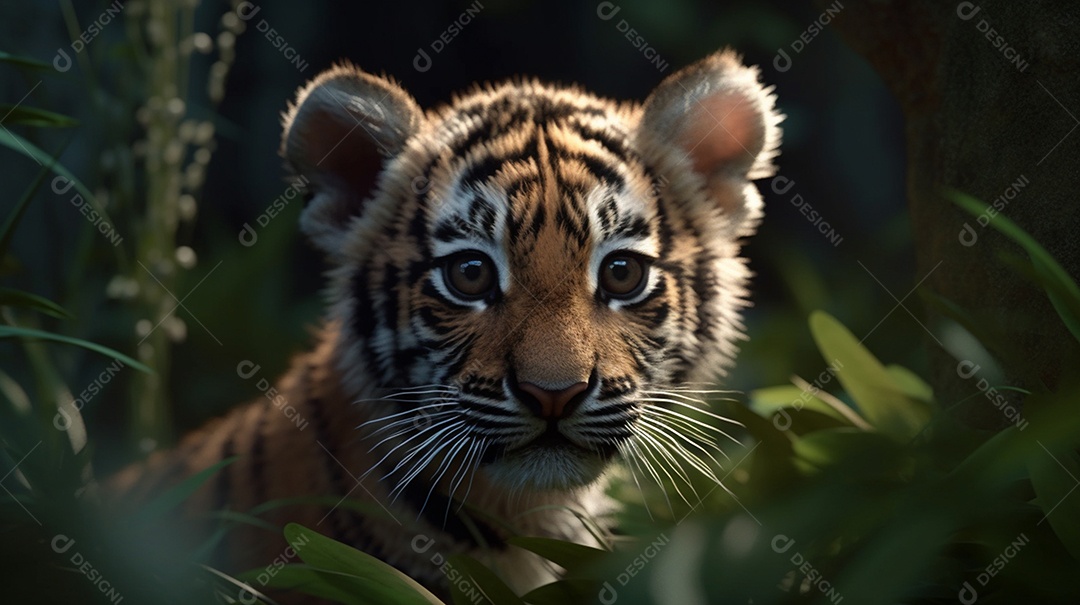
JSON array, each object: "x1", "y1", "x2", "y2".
[
  {"x1": 678, "y1": 92, "x2": 762, "y2": 176},
  {"x1": 298, "y1": 104, "x2": 382, "y2": 197}
]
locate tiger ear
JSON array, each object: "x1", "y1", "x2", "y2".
[
  {"x1": 637, "y1": 50, "x2": 782, "y2": 236},
  {"x1": 282, "y1": 64, "x2": 424, "y2": 254}
]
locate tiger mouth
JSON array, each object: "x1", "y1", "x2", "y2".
[
  {"x1": 512, "y1": 425, "x2": 594, "y2": 452},
  {"x1": 503, "y1": 419, "x2": 628, "y2": 460}
]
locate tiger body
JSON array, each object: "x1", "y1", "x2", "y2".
[{"x1": 113, "y1": 50, "x2": 781, "y2": 599}]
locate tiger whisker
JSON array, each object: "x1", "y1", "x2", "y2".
[
  {"x1": 623, "y1": 438, "x2": 674, "y2": 517},
  {"x1": 457, "y1": 439, "x2": 488, "y2": 513},
  {"x1": 634, "y1": 407, "x2": 720, "y2": 445},
  {"x1": 383, "y1": 420, "x2": 464, "y2": 480},
  {"x1": 631, "y1": 426, "x2": 699, "y2": 507},
  {"x1": 362, "y1": 409, "x2": 457, "y2": 438},
  {"x1": 636, "y1": 416, "x2": 723, "y2": 483},
  {"x1": 636, "y1": 409, "x2": 732, "y2": 461},
  {"x1": 444, "y1": 437, "x2": 480, "y2": 523},
  {"x1": 362, "y1": 415, "x2": 462, "y2": 479},
  {"x1": 357, "y1": 401, "x2": 456, "y2": 428},
  {"x1": 613, "y1": 437, "x2": 654, "y2": 521},
  {"x1": 634, "y1": 400, "x2": 743, "y2": 446},
  {"x1": 416, "y1": 431, "x2": 472, "y2": 519},
  {"x1": 387, "y1": 423, "x2": 469, "y2": 504},
  {"x1": 637, "y1": 394, "x2": 745, "y2": 427},
  {"x1": 363, "y1": 412, "x2": 459, "y2": 453},
  {"x1": 637, "y1": 413, "x2": 731, "y2": 465}
]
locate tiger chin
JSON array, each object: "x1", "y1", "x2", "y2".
[{"x1": 111, "y1": 49, "x2": 781, "y2": 600}]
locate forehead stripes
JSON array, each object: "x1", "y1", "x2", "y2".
[{"x1": 421, "y1": 88, "x2": 657, "y2": 254}]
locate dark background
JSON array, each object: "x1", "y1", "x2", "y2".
[{"x1": 1, "y1": 0, "x2": 912, "y2": 470}]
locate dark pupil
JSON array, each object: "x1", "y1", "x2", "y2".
[
  {"x1": 610, "y1": 259, "x2": 631, "y2": 282},
  {"x1": 460, "y1": 259, "x2": 483, "y2": 281}
]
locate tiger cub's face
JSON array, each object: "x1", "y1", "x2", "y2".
[{"x1": 283, "y1": 51, "x2": 781, "y2": 492}]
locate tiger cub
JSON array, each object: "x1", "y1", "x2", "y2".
[{"x1": 113, "y1": 49, "x2": 781, "y2": 598}]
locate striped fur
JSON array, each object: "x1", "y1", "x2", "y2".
[{"x1": 112, "y1": 49, "x2": 781, "y2": 599}]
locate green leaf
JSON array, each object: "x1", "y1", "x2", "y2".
[
  {"x1": 0, "y1": 130, "x2": 116, "y2": 232},
  {"x1": 282, "y1": 523, "x2": 444, "y2": 605},
  {"x1": 749, "y1": 385, "x2": 856, "y2": 426},
  {"x1": 507, "y1": 536, "x2": 608, "y2": 572},
  {"x1": 0, "y1": 51, "x2": 52, "y2": 70},
  {"x1": 0, "y1": 325, "x2": 150, "y2": 372},
  {"x1": 0, "y1": 288, "x2": 72, "y2": 318},
  {"x1": 792, "y1": 428, "x2": 904, "y2": 473},
  {"x1": 0, "y1": 369, "x2": 31, "y2": 415},
  {"x1": 0, "y1": 105, "x2": 78, "y2": 127},
  {"x1": 0, "y1": 148, "x2": 56, "y2": 260},
  {"x1": 138, "y1": 456, "x2": 238, "y2": 521},
  {"x1": 521, "y1": 579, "x2": 601, "y2": 604},
  {"x1": 1029, "y1": 446, "x2": 1080, "y2": 561},
  {"x1": 949, "y1": 188, "x2": 1080, "y2": 345},
  {"x1": 834, "y1": 512, "x2": 953, "y2": 603},
  {"x1": 445, "y1": 555, "x2": 524, "y2": 605},
  {"x1": 884, "y1": 364, "x2": 933, "y2": 403},
  {"x1": 809, "y1": 311, "x2": 931, "y2": 440},
  {"x1": 244, "y1": 564, "x2": 403, "y2": 605}
]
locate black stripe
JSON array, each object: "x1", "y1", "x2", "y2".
[
  {"x1": 567, "y1": 121, "x2": 634, "y2": 161},
  {"x1": 461, "y1": 132, "x2": 541, "y2": 186},
  {"x1": 249, "y1": 405, "x2": 270, "y2": 506},
  {"x1": 463, "y1": 416, "x2": 525, "y2": 431},
  {"x1": 459, "y1": 384, "x2": 507, "y2": 401},
  {"x1": 597, "y1": 194, "x2": 618, "y2": 236},
  {"x1": 468, "y1": 195, "x2": 498, "y2": 239},
  {"x1": 526, "y1": 202, "x2": 546, "y2": 237},
  {"x1": 569, "y1": 151, "x2": 626, "y2": 190},
  {"x1": 459, "y1": 401, "x2": 516, "y2": 417},
  {"x1": 417, "y1": 305, "x2": 456, "y2": 337},
  {"x1": 691, "y1": 250, "x2": 716, "y2": 343},
  {"x1": 213, "y1": 421, "x2": 239, "y2": 512},
  {"x1": 307, "y1": 390, "x2": 355, "y2": 546},
  {"x1": 555, "y1": 205, "x2": 588, "y2": 242},
  {"x1": 351, "y1": 264, "x2": 377, "y2": 339}
]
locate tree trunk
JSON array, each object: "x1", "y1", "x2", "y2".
[{"x1": 823, "y1": 0, "x2": 1080, "y2": 427}]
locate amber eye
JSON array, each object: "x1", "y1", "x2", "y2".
[
  {"x1": 599, "y1": 253, "x2": 649, "y2": 300},
  {"x1": 443, "y1": 251, "x2": 498, "y2": 300}
]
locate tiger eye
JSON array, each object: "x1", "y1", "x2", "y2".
[
  {"x1": 444, "y1": 251, "x2": 497, "y2": 300},
  {"x1": 599, "y1": 254, "x2": 649, "y2": 300}
]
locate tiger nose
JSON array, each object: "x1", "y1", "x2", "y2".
[{"x1": 517, "y1": 381, "x2": 590, "y2": 420}]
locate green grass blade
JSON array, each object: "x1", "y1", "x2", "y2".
[
  {"x1": 0, "y1": 51, "x2": 52, "y2": 70},
  {"x1": 0, "y1": 129, "x2": 119, "y2": 231},
  {"x1": 446, "y1": 555, "x2": 524, "y2": 605},
  {"x1": 506, "y1": 536, "x2": 609, "y2": 572},
  {"x1": 0, "y1": 288, "x2": 73, "y2": 318},
  {"x1": 138, "y1": 456, "x2": 238, "y2": 521},
  {"x1": 520, "y1": 579, "x2": 603, "y2": 605},
  {"x1": 0, "y1": 104, "x2": 78, "y2": 128},
  {"x1": 245, "y1": 565, "x2": 419, "y2": 605},
  {"x1": 949, "y1": 188, "x2": 1080, "y2": 344},
  {"x1": 0, "y1": 149, "x2": 56, "y2": 260},
  {"x1": 1029, "y1": 446, "x2": 1080, "y2": 562},
  {"x1": 0, "y1": 325, "x2": 150, "y2": 373}
]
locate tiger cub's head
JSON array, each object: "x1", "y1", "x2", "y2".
[{"x1": 282, "y1": 50, "x2": 781, "y2": 493}]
